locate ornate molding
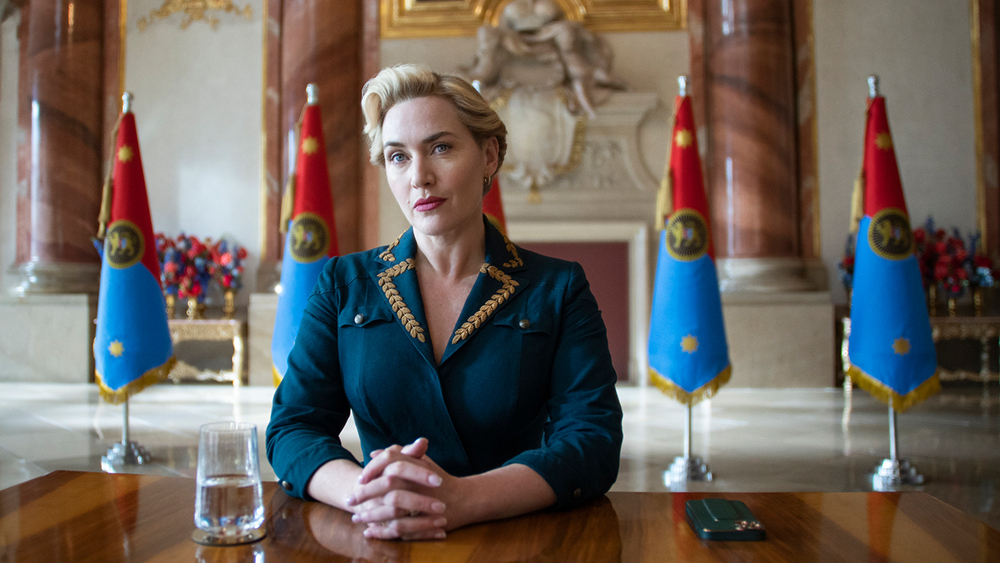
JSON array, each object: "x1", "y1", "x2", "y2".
[
  {"x1": 137, "y1": 0, "x2": 253, "y2": 31},
  {"x1": 381, "y1": 0, "x2": 686, "y2": 39}
]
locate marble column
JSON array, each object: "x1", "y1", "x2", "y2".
[
  {"x1": 690, "y1": 0, "x2": 814, "y2": 291},
  {"x1": 12, "y1": 0, "x2": 105, "y2": 295},
  {"x1": 258, "y1": 0, "x2": 379, "y2": 291},
  {"x1": 972, "y1": 0, "x2": 1000, "y2": 257}
]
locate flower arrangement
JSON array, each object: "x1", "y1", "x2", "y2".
[
  {"x1": 841, "y1": 217, "x2": 996, "y2": 300},
  {"x1": 155, "y1": 233, "x2": 248, "y2": 318},
  {"x1": 210, "y1": 238, "x2": 247, "y2": 291},
  {"x1": 838, "y1": 233, "x2": 855, "y2": 293}
]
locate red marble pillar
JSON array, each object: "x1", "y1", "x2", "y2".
[
  {"x1": 12, "y1": 0, "x2": 105, "y2": 294},
  {"x1": 258, "y1": 0, "x2": 379, "y2": 290},
  {"x1": 973, "y1": 0, "x2": 1000, "y2": 258},
  {"x1": 690, "y1": 0, "x2": 814, "y2": 291}
]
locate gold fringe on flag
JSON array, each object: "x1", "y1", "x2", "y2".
[
  {"x1": 272, "y1": 365, "x2": 282, "y2": 388},
  {"x1": 845, "y1": 364, "x2": 941, "y2": 413},
  {"x1": 96, "y1": 356, "x2": 177, "y2": 405},
  {"x1": 649, "y1": 365, "x2": 732, "y2": 406},
  {"x1": 655, "y1": 169, "x2": 674, "y2": 230},
  {"x1": 96, "y1": 114, "x2": 125, "y2": 240}
]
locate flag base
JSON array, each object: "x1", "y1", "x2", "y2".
[
  {"x1": 872, "y1": 458, "x2": 924, "y2": 491},
  {"x1": 101, "y1": 441, "x2": 152, "y2": 472},
  {"x1": 665, "y1": 456, "x2": 713, "y2": 488}
]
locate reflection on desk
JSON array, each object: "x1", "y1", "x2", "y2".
[{"x1": 1, "y1": 471, "x2": 998, "y2": 562}]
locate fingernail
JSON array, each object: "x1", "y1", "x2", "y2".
[
  {"x1": 428, "y1": 474, "x2": 442, "y2": 486},
  {"x1": 431, "y1": 501, "x2": 446, "y2": 513},
  {"x1": 346, "y1": 495, "x2": 356, "y2": 505},
  {"x1": 435, "y1": 530, "x2": 446, "y2": 539},
  {"x1": 363, "y1": 529, "x2": 373, "y2": 538},
  {"x1": 351, "y1": 513, "x2": 362, "y2": 522},
  {"x1": 433, "y1": 518, "x2": 447, "y2": 527}
]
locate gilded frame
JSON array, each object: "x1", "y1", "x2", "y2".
[{"x1": 380, "y1": 0, "x2": 687, "y2": 39}]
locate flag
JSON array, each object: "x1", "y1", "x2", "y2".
[
  {"x1": 483, "y1": 176, "x2": 507, "y2": 235},
  {"x1": 272, "y1": 94, "x2": 339, "y2": 386},
  {"x1": 647, "y1": 92, "x2": 731, "y2": 404},
  {"x1": 847, "y1": 94, "x2": 939, "y2": 411},
  {"x1": 93, "y1": 104, "x2": 175, "y2": 404}
]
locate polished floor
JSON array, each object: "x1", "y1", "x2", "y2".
[{"x1": 0, "y1": 381, "x2": 997, "y2": 530}]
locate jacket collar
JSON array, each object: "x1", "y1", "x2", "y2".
[{"x1": 372, "y1": 216, "x2": 529, "y2": 366}]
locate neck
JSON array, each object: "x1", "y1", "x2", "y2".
[{"x1": 413, "y1": 217, "x2": 487, "y2": 280}]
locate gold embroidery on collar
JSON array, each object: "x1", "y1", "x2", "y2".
[
  {"x1": 377, "y1": 258, "x2": 425, "y2": 342},
  {"x1": 378, "y1": 232, "x2": 405, "y2": 262},
  {"x1": 452, "y1": 263, "x2": 520, "y2": 344},
  {"x1": 501, "y1": 233, "x2": 523, "y2": 268}
]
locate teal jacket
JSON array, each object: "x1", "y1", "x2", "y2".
[{"x1": 265, "y1": 219, "x2": 623, "y2": 510}]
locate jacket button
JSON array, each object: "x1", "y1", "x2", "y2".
[
  {"x1": 354, "y1": 314, "x2": 365, "y2": 325},
  {"x1": 573, "y1": 488, "x2": 582, "y2": 499},
  {"x1": 519, "y1": 319, "x2": 531, "y2": 329},
  {"x1": 281, "y1": 480, "x2": 293, "y2": 491}
]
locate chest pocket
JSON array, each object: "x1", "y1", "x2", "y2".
[
  {"x1": 492, "y1": 306, "x2": 556, "y2": 402},
  {"x1": 338, "y1": 304, "x2": 394, "y2": 330}
]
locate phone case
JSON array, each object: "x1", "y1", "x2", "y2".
[{"x1": 685, "y1": 499, "x2": 766, "y2": 541}]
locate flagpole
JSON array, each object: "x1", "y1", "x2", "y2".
[
  {"x1": 873, "y1": 399, "x2": 924, "y2": 489},
  {"x1": 666, "y1": 399, "x2": 712, "y2": 487},
  {"x1": 99, "y1": 91, "x2": 156, "y2": 473},
  {"x1": 102, "y1": 397, "x2": 153, "y2": 471}
]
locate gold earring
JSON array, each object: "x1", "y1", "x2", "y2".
[{"x1": 483, "y1": 175, "x2": 491, "y2": 191}]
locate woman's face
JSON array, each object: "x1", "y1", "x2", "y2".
[{"x1": 382, "y1": 95, "x2": 499, "y2": 239}]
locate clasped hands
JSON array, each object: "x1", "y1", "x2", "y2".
[{"x1": 347, "y1": 437, "x2": 463, "y2": 541}]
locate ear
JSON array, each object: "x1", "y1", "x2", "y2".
[{"x1": 483, "y1": 136, "x2": 500, "y2": 178}]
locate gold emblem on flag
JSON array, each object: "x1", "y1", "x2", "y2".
[
  {"x1": 666, "y1": 209, "x2": 708, "y2": 261},
  {"x1": 289, "y1": 212, "x2": 329, "y2": 262},
  {"x1": 868, "y1": 208, "x2": 913, "y2": 260},
  {"x1": 104, "y1": 220, "x2": 145, "y2": 269}
]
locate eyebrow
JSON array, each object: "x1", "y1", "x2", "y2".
[{"x1": 383, "y1": 131, "x2": 455, "y2": 150}]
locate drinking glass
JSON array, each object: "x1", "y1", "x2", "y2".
[{"x1": 193, "y1": 422, "x2": 266, "y2": 545}]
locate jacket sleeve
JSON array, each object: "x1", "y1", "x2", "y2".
[
  {"x1": 503, "y1": 262, "x2": 624, "y2": 510},
  {"x1": 265, "y1": 258, "x2": 361, "y2": 500}
]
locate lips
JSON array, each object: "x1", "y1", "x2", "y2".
[{"x1": 414, "y1": 196, "x2": 445, "y2": 212}]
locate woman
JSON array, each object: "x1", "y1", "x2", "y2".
[{"x1": 266, "y1": 64, "x2": 622, "y2": 541}]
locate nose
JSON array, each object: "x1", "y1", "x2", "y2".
[{"x1": 409, "y1": 155, "x2": 434, "y2": 188}]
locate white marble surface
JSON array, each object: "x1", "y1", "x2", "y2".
[
  {"x1": 0, "y1": 382, "x2": 997, "y2": 531},
  {"x1": 0, "y1": 295, "x2": 97, "y2": 383},
  {"x1": 721, "y1": 292, "x2": 835, "y2": 387},
  {"x1": 248, "y1": 292, "x2": 278, "y2": 387}
]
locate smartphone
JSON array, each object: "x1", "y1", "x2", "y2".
[{"x1": 685, "y1": 498, "x2": 766, "y2": 541}]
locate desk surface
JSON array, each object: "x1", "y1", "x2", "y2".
[{"x1": 2, "y1": 471, "x2": 997, "y2": 562}]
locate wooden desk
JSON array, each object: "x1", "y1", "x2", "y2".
[{"x1": 2, "y1": 471, "x2": 997, "y2": 562}]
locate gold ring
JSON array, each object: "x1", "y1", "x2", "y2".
[{"x1": 408, "y1": 510, "x2": 420, "y2": 517}]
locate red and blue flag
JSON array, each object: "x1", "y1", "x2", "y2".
[
  {"x1": 647, "y1": 92, "x2": 731, "y2": 404},
  {"x1": 93, "y1": 105, "x2": 175, "y2": 403},
  {"x1": 847, "y1": 94, "x2": 939, "y2": 411},
  {"x1": 272, "y1": 93, "x2": 339, "y2": 385}
]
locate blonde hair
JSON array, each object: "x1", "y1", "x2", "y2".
[{"x1": 361, "y1": 64, "x2": 507, "y2": 171}]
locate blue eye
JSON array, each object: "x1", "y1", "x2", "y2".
[
  {"x1": 388, "y1": 152, "x2": 406, "y2": 163},
  {"x1": 433, "y1": 144, "x2": 450, "y2": 153}
]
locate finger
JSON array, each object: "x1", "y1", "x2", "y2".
[
  {"x1": 357, "y1": 456, "x2": 441, "y2": 492},
  {"x1": 351, "y1": 487, "x2": 447, "y2": 518},
  {"x1": 351, "y1": 477, "x2": 446, "y2": 514},
  {"x1": 362, "y1": 516, "x2": 448, "y2": 540},
  {"x1": 400, "y1": 437, "x2": 429, "y2": 458},
  {"x1": 357, "y1": 445, "x2": 406, "y2": 485}
]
